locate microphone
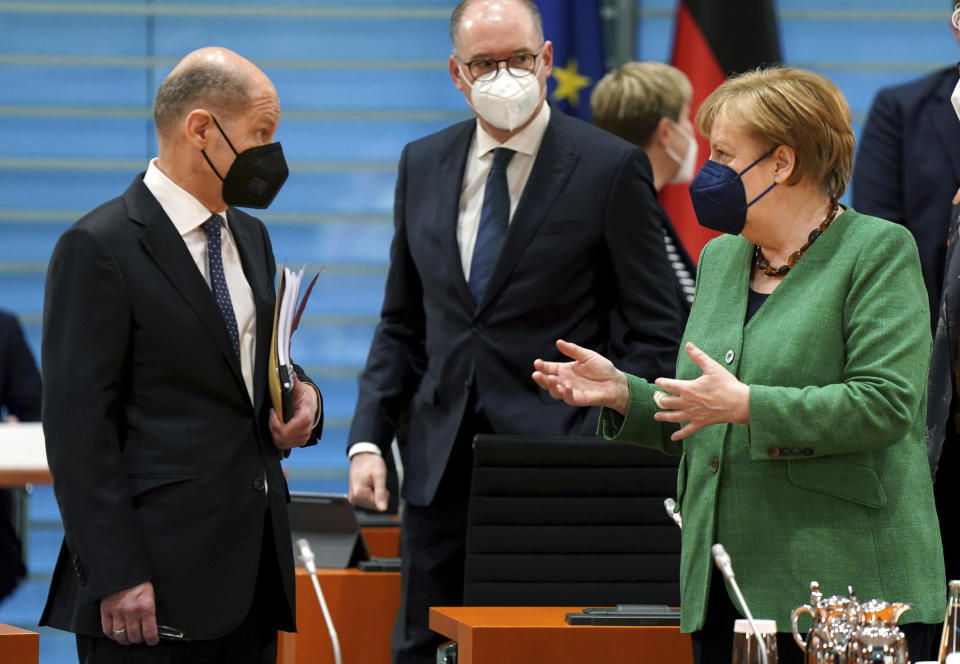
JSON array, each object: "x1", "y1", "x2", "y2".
[
  {"x1": 663, "y1": 498, "x2": 682, "y2": 529},
  {"x1": 712, "y1": 543, "x2": 769, "y2": 664},
  {"x1": 297, "y1": 538, "x2": 343, "y2": 664}
]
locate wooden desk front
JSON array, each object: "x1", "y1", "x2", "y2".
[
  {"x1": 276, "y1": 567, "x2": 401, "y2": 664},
  {"x1": 0, "y1": 623, "x2": 39, "y2": 664},
  {"x1": 360, "y1": 526, "x2": 400, "y2": 558},
  {"x1": 0, "y1": 423, "x2": 50, "y2": 487},
  {"x1": 429, "y1": 606, "x2": 692, "y2": 664}
]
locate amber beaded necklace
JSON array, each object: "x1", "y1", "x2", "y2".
[{"x1": 753, "y1": 198, "x2": 840, "y2": 277}]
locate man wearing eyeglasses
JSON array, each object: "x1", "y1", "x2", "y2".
[{"x1": 347, "y1": 2, "x2": 684, "y2": 662}]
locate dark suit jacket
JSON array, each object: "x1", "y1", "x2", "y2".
[
  {"x1": 0, "y1": 309, "x2": 41, "y2": 601},
  {"x1": 348, "y1": 109, "x2": 684, "y2": 507},
  {"x1": 928, "y1": 202, "x2": 960, "y2": 476},
  {"x1": 0, "y1": 310, "x2": 41, "y2": 421},
  {"x1": 39, "y1": 175, "x2": 322, "y2": 640},
  {"x1": 852, "y1": 65, "x2": 960, "y2": 333}
]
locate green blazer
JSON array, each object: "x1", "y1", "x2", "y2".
[{"x1": 600, "y1": 208, "x2": 945, "y2": 633}]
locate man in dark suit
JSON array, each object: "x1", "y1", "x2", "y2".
[
  {"x1": 928, "y1": 197, "x2": 960, "y2": 582},
  {"x1": 851, "y1": 12, "x2": 960, "y2": 333},
  {"x1": 346, "y1": 2, "x2": 684, "y2": 662},
  {"x1": 40, "y1": 47, "x2": 323, "y2": 663},
  {"x1": 0, "y1": 308, "x2": 42, "y2": 603}
]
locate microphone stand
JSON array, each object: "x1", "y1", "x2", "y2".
[
  {"x1": 712, "y1": 543, "x2": 769, "y2": 664},
  {"x1": 297, "y1": 538, "x2": 343, "y2": 664},
  {"x1": 663, "y1": 498, "x2": 683, "y2": 529}
]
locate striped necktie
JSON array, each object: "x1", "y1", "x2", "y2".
[{"x1": 201, "y1": 214, "x2": 240, "y2": 357}]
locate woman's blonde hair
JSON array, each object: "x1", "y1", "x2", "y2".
[
  {"x1": 695, "y1": 67, "x2": 855, "y2": 200},
  {"x1": 591, "y1": 62, "x2": 692, "y2": 149}
]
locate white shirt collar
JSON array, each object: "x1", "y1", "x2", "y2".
[
  {"x1": 143, "y1": 159, "x2": 228, "y2": 236},
  {"x1": 474, "y1": 102, "x2": 551, "y2": 159}
]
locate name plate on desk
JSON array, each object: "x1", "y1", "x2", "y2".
[{"x1": 564, "y1": 605, "x2": 681, "y2": 626}]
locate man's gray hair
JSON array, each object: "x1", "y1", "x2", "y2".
[
  {"x1": 154, "y1": 62, "x2": 250, "y2": 135},
  {"x1": 449, "y1": 0, "x2": 544, "y2": 52}
]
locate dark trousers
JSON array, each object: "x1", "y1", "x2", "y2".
[
  {"x1": 935, "y1": 422, "x2": 960, "y2": 582},
  {"x1": 691, "y1": 569, "x2": 937, "y2": 664},
  {"x1": 0, "y1": 488, "x2": 26, "y2": 602},
  {"x1": 391, "y1": 409, "x2": 492, "y2": 664},
  {"x1": 76, "y1": 514, "x2": 283, "y2": 664}
]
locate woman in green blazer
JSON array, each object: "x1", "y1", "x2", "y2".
[{"x1": 533, "y1": 68, "x2": 945, "y2": 663}]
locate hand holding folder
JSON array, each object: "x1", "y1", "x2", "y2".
[{"x1": 269, "y1": 266, "x2": 319, "y2": 422}]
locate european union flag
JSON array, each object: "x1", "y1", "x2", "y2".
[{"x1": 537, "y1": 0, "x2": 606, "y2": 122}]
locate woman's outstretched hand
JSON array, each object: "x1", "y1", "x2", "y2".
[
  {"x1": 653, "y1": 342, "x2": 750, "y2": 441},
  {"x1": 532, "y1": 339, "x2": 630, "y2": 414}
]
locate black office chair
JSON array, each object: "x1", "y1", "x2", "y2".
[{"x1": 463, "y1": 435, "x2": 681, "y2": 607}]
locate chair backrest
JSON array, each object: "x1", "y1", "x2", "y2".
[{"x1": 463, "y1": 435, "x2": 681, "y2": 607}]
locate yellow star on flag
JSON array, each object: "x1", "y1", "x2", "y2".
[{"x1": 551, "y1": 58, "x2": 592, "y2": 106}]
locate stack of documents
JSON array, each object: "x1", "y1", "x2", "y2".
[{"x1": 269, "y1": 266, "x2": 319, "y2": 421}]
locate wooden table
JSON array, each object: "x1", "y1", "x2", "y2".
[
  {"x1": 276, "y1": 567, "x2": 401, "y2": 664},
  {"x1": 360, "y1": 526, "x2": 400, "y2": 558},
  {"x1": 429, "y1": 606, "x2": 693, "y2": 664},
  {"x1": 0, "y1": 423, "x2": 50, "y2": 486},
  {"x1": 0, "y1": 624, "x2": 39, "y2": 664}
]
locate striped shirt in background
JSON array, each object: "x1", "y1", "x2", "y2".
[{"x1": 664, "y1": 230, "x2": 695, "y2": 304}]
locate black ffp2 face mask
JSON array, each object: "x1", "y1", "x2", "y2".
[{"x1": 202, "y1": 115, "x2": 288, "y2": 209}]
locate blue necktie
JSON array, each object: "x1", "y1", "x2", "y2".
[
  {"x1": 469, "y1": 147, "x2": 516, "y2": 304},
  {"x1": 202, "y1": 214, "x2": 240, "y2": 357}
]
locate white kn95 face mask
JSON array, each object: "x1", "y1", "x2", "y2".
[{"x1": 460, "y1": 61, "x2": 544, "y2": 131}]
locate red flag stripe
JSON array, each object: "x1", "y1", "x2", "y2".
[{"x1": 664, "y1": 1, "x2": 727, "y2": 263}]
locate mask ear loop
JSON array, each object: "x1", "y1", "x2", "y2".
[
  {"x1": 456, "y1": 62, "x2": 476, "y2": 90},
  {"x1": 738, "y1": 147, "x2": 778, "y2": 209},
  {"x1": 745, "y1": 181, "x2": 778, "y2": 209},
  {"x1": 200, "y1": 114, "x2": 238, "y2": 182},
  {"x1": 664, "y1": 119, "x2": 691, "y2": 164}
]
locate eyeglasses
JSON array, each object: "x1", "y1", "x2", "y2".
[{"x1": 458, "y1": 50, "x2": 541, "y2": 82}]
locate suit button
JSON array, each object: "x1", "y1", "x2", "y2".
[
  {"x1": 464, "y1": 380, "x2": 471, "y2": 392},
  {"x1": 709, "y1": 457, "x2": 719, "y2": 473},
  {"x1": 471, "y1": 322, "x2": 484, "y2": 335},
  {"x1": 253, "y1": 476, "x2": 266, "y2": 491},
  {"x1": 768, "y1": 447, "x2": 780, "y2": 458},
  {"x1": 725, "y1": 349, "x2": 735, "y2": 364}
]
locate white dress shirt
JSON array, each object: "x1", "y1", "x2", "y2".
[
  {"x1": 457, "y1": 103, "x2": 551, "y2": 279},
  {"x1": 143, "y1": 159, "x2": 257, "y2": 403},
  {"x1": 349, "y1": 103, "x2": 552, "y2": 460}
]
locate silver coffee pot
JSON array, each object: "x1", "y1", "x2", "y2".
[
  {"x1": 790, "y1": 582, "x2": 858, "y2": 663},
  {"x1": 845, "y1": 598, "x2": 912, "y2": 664}
]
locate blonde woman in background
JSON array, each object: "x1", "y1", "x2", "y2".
[{"x1": 592, "y1": 62, "x2": 697, "y2": 312}]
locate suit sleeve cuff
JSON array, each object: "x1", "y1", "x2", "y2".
[
  {"x1": 307, "y1": 383, "x2": 323, "y2": 429},
  {"x1": 348, "y1": 442, "x2": 382, "y2": 459}
]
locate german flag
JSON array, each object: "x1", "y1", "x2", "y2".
[{"x1": 660, "y1": 0, "x2": 781, "y2": 261}]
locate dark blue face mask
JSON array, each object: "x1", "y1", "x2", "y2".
[{"x1": 688, "y1": 148, "x2": 777, "y2": 235}]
